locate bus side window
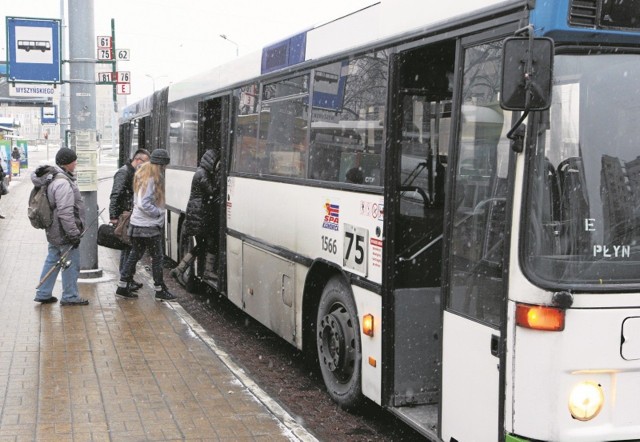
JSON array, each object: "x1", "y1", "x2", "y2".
[
  {"x1": 309, "y1": 53, "x2": 388, "y2": 186},
  {"x1": 308, "y1": 135, "x2": 341, "y2": 182},
  {"x1": 260, "y1": 76, "x2": 309, "y2": 178},
  {"x1": 231, "y1": 84, "x2": 260, "y2": 174}
]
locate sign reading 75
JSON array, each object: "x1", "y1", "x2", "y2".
[{"x1": 343, "y1": 224, "x2": 368, "y2": 276}]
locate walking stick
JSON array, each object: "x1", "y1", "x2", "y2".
[{"x1": 36, "y1": 209, "x2": 105, "y2": 289}]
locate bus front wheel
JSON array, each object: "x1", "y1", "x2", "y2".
[{"x1": 316, "y1": 276, "x2": 363, "y2": 409}]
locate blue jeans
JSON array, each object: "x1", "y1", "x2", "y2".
[
  {"x1": 120, "y1": 234, "x2": 164, "y2": 286},
  {"x1": 119, "y1": 246, "x2": 135, "y2": 276},
  {"x1": 35, "y1": 243, "x2": 81, "y2": 302}
]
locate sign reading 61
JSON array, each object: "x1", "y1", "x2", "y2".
[{"x1": 343, "y1": 223, "x2": 368, "y2": 276}]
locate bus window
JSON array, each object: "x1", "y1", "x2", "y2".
[
  {"x1": 309, "y1": 53, "x2": 388, "y2": 186},
  {"x1": 393, "y1": 41, "x2": 455, "y2": 289},
  {"x1": 259, "y1": 75, "x2": 309, "y2": 178},
  {"x1": 131, "y1": 120, "x2": 139, "y2": 153},
  {"x1": 524, "y1": 53, "x2": 640, "y2": 288},
  {"x1": 169, "y1": 102, "x2": 184, "y2": 164},
  {"x1": 232, "y1": 84, "x2": 260, "y2": 174},
  {"x1": 168, "y1": 97, "x2": 199, "y2": 168},
  {"x1": 449, "y1": 40, "x2": 513, "y2": 327}
]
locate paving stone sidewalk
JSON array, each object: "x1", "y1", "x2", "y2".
[{"x1": 0, "y1": 148, "x2": 312, "y2": 441}]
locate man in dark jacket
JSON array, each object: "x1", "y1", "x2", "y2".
[
  {"x1": 171, "y1": 149, "x2": 220, "y2": 286},
  {"x1": 109, "y1": 148, "x2": 150, "y2": 288},
  {"x1": 33, "y1": 148, "x2": 87, "y2": 305}
]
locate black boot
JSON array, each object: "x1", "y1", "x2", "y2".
[
  {"x1": 116, "y1": 280, "x2": 139, "y2": 298},
  {"x1": 154, "y1": 283, "x2": 177, "y2": 301}
]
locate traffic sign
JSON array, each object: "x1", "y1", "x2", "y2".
[
  {"x1": 96, "y1": 71, "x2": 114, "y2": 83},
  {"x1": 116, "y1": 83, "x2": 131, "y2": 95},
  {"x1": 97, "y1": 36, "x2": 112, "y2": 49},
  {"x1": 115, "y1": 49, "x2": 130, "y2": 61},
  {"x1": 6, "y1": 17, "x2": 62, "y2": 83},
  {"x1": 97, "y1": 48, "x2": 113, "y2": 60},
  {"x1": 116, "y1": 71, "x2": 130, "y2": 84}
]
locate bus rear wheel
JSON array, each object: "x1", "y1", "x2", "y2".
[{"x1": 316, "y1": 275, "x2": 363, "y2": 409}]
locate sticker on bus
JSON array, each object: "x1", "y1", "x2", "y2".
[{"x1": 322, "y1": 201, "x2": 340, "y2": 231}]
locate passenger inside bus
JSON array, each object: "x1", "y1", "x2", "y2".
[{"x1": 345, "y1": 167, "x2": 364, "y2": 184}]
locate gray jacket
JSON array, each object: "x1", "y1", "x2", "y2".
[
  {"x1": 130, "y1": 180, "x2": 164, "y2": 229},
  {"x1": 31, "y1": 165, "x2": 86, "y2": 246}
]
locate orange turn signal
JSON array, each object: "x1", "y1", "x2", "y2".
[
  {"x1": 362, "y1": 314, "x2": 374, "y2": 337},
  {"x1": 516, "y1": 303, "x2": 565, "y2": 331}
]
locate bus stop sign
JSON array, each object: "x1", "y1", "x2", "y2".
[{"x1": 6, "y1": 17, "x2": 62, "y2": 83}]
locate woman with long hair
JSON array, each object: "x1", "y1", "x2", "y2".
[{"x1": 116, "y1": 149, "x2": 176, "y2": 300}]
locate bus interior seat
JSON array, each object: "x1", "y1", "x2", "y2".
[
  {"x1": 557, "y1": 157, "x2": 590, "y2": 255},
  {"x1": 529, "y1": 158, "x2": 562, "y2": 255}
]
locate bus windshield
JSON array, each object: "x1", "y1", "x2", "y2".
[{"x1": 524, "y1": 53, "x2": 640, "y2": 289}]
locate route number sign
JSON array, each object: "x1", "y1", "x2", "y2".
[
  {"x1": 97, "y1": 49, "x2": 113, "y2": 60},
  {"x1": 116, "y1": 83, "x2": 131, "y2": 95},
  {"x1": 116, "y1": 49, "x2": 130, "y2": 61},
  {"x1": 117, "y1": 71, "x2": 130, "y2": 83},
  {"x1": 96, "y1": 72, "x2": 114, "y2": 83},
  {"x1": 97, "y1": 36, "x2": 112, "y2": 49}
]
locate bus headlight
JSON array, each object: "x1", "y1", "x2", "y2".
[{"x1": 568, "y1": 381, "x2": 604, "y2": 421}]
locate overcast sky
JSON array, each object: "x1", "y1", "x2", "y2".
[{"x1": 2, "y1": 0, "x2": 376, "y2": 102}]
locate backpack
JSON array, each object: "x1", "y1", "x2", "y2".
[{"x1": 28, "y1": 174, "x2": 68, "y2": 229}]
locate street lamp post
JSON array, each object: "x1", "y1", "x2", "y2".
[
  {"x1": 219, "y1": 34, "x2": 239, "y2": 57},
  {"x1": 145, "y1": 74, "x2": 168, "y2": 93}
]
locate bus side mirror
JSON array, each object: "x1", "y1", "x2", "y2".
[{"x1": 500, "y1": 37, "x2": 554, "y2": 111}]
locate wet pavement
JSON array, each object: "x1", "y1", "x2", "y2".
[{"x1": 0, "y1": 146, "x2": 316, "y2": 441}]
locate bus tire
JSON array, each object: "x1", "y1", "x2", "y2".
[{"x1": 316, "y1": 275, "x2": 363, "y2": 409}]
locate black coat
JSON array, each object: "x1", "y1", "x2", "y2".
[
  {"x1": 109, "y1": 162, "x2": 136, "y2": 220},
  {"x1": 184, "y1": 150, "x2": 220, "y2": 237}
]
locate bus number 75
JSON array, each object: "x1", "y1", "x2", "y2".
[{"x1": 343, "y1": 224, "x2": 368, "y2": 275}]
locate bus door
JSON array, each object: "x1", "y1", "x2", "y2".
[
  {"x1": 386, "y1": 42, "x2": 454, "y2": 425},
  {"x1": 197, "y1": 95, "x2": 230, "y2": 293},
  {"x1": 118, "y1": 122, "x2": 132, "y2": 167},
  {"x1": 440, "y1": 35, "x2": 514, "y2": 442}
]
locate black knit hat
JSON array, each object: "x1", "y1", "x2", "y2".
[
  {"x1": 150, "y1": 149, "x2": 170, "y2": 165},
  {"x1": 55, "y1": 147, "x2": 78, "y2": 166}
]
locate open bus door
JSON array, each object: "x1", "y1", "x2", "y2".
[
  {"x1": 194, "y1": 94, "x2": 230, "y2": 295},
  {"x1": 388, "y1": 29, "x2": 516, "y2": 441},
  {"x1": 440, "y1": 34, "x2": 515, "y2": 442},
  {"x1": 385, "y1": 41, "x2": 453, "y2": 437}
]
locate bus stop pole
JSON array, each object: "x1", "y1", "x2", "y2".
[{"x1": 68, "y1": 0, "x2": 102, "y2": 279}]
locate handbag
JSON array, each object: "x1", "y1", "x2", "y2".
[
  {"x1": 97, "y1": 223, "x2": 128, "y2": 250},
  {"x1": 114, "y1": 210, "x2": 132, "y2": 245}
]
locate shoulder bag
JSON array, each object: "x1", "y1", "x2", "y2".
[{"x1": 113, "y1": 210, "x2": 132, "y2": 245}]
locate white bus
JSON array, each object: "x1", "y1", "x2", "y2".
[{"x1": 119, "y1": 0, "x2": 640, "y2": 440}]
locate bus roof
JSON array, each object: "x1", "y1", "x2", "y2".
[{"x1": 168, "y1": 0, "x2": 523, "y2": 103}]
